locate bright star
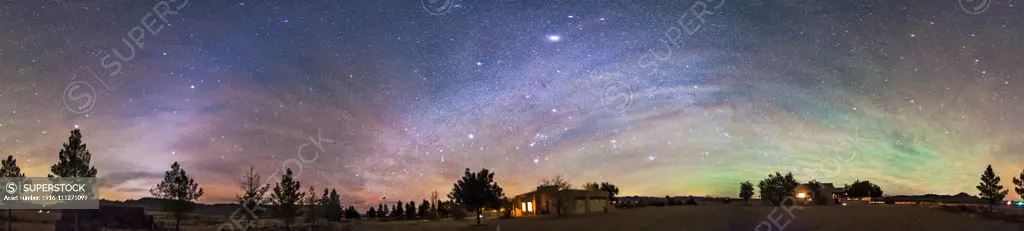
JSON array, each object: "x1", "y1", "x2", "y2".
[{"x1": 547, "y1": 35, "x2": 561, "y2": 42}]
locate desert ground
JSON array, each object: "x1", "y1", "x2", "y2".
[
  {"x1": 1, "y1": 202, "x2": 1021, "y2": 230},
  {"x1": 349, "y1": 203, "x2": 1022, "y2": 231}
]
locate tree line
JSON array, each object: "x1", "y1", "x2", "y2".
[
  {"x1": 0, "y1": 129, "x2": 204, "y2": 231},
  {"x1": 736, "y1": 164, "x2": 1024, "y2": 212},
  {"x1": 234, "y1": 166, "x2": 362, "y2": 231},
  {"x1": 61, "y1": 128, "x2": 1024, "y2": 230},
  {"x1": 1, "y1": 129, "x2": 207, "y2": 231},
  {"x1": 3, "y1": 129, "x2": 623, "y2": 230}
]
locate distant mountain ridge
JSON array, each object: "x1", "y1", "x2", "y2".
[
  {"x1": 100, "y1": 197, "x2": 240, "y2": 215},
  {"x1": 884, "y1": 192, "x2": 989, "y2": 204}
]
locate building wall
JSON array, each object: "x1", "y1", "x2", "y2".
[
  {"x1": 573, "y1": 199, "x2": 587, "y2": 214},
  {"x1": 513, "y1": 188, "x2": 610, "y2": 217},
  {"x1": 587, "y1": 198, "x2": 608, "y2": 213}
]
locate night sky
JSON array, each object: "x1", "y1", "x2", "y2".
[{"x1": 1, "y1": 0, "x2": 1022, "y2": 205}]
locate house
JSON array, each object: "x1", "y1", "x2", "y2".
[
  {"x1": 511, "y1": 186, "x2": 612, "y2": 217},
  {"x1": 772, "y1": 182, "x2": 839, "y2": 205}
]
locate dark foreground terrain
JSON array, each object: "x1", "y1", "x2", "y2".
[{"x1": 3, "y1": 203, "x2": 1021, "y2": 230}]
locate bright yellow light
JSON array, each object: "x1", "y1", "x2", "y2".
[
  {"x1": 527, "y1": 202, "x2": 533, "y2": 212},
  {"x1": 797, "y1": 193, "x2": 807, "y2": 199}
]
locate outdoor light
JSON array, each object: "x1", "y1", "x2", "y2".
[
  {"x1": 1015, "y1": 201, "x2": 1024, "y2": 207},
  {"x1": 842, "y1": 203, "x2": 847, "y2": 206},
  {"x1": 797, "y1": 193, "x2": 806, "y2": 199}
]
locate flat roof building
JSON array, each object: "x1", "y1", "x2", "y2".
[{"x1": 511, "y1": 186, "x2": 612, "y2": 217}]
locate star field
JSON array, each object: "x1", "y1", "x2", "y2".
[{"x1": 0, "y1": 0, "x2": 1022, "y2": 205}]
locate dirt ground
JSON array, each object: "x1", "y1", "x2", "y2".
[
  {"x1": 1, "y1": 203, "x2": 1021, "y2": 230},
  {"x1": 349, "y1": 203, "x2": 1022, "y2": 231}
]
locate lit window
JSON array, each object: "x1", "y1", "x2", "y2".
[
  {"x1": 527, "y1": 202, "x2": 533, "y2": 212},
  {"x1": 521, "y1": 202, "x2": 527, "y2": 212}
]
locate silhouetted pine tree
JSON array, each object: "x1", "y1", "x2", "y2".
[
  {"x1": 150, "y1": 162, "x2": 204, "y2": 231},
  {"x1": 325, "y1": 189, "x2": 342, "y2": 221},
  {"x1": 270, "y1": 169, "x2": 304, "y2": 231},
  {"x1": 302, "y1": 186, "x2": 318, "y2": 229},
  {"x1": 418, "y1": 199, "x2": 429, "y2": 218},
  {"x1": 50, "y1": 129, "x2": 99, "y2": 178},
  {"x1": 977, "y1": 165, "x2": 1008, "y2": 212},
  {"x1": 405, "y1": 201, "x2": 416, "y2": 219},
  {"x1": 1012, "y1": 169, "x2": 1024, "y2": 203},
  {"x1": 0, "y1": 155, "x2": 25, "y2": 230},
  {"x1": 50, "y1": 129, "x2": 99, "y2": 230},
  {"x1": 0, "y1": 156, "x2": 24, "y2": 177},
  {"x1": 236, "y1": 166, "x2": 270, "y2": 228},
  {"x1": 318, "y1": 188, "x2": 330, "y2": 222},
  {"x1": 345, "y1": 206, "x2": 360, "y2": 219},
  {"x1": 394, "y1": 201, "x2": 404, "y2": 218}
]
